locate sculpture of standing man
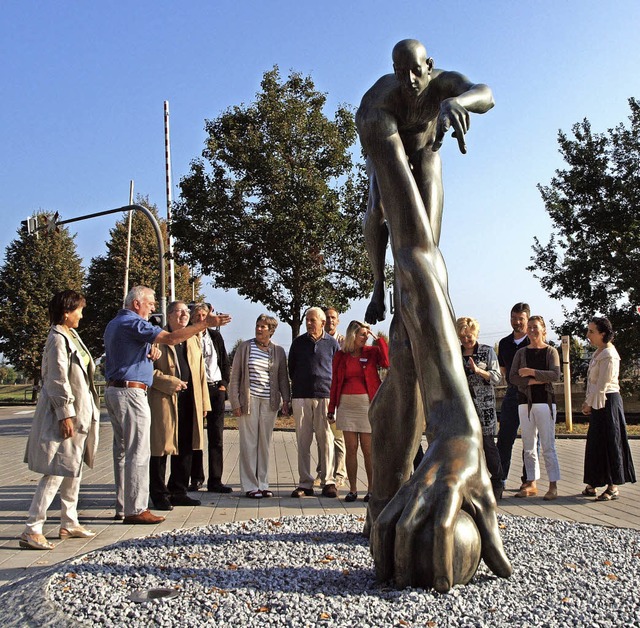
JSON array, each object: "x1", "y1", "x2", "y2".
[{"x1": 356, "y1": 39, "x2": 512, "y2": 593}]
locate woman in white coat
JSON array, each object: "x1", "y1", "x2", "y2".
[{"x1": 21, "y1": 290, "x2": 100, "y2": 550}]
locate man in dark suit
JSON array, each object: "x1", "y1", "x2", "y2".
[{"x1": 189, "y1": 303, "x2": 233, "y2": 493}]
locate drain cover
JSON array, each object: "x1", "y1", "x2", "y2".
[{"x1": 128, "y1": 588, "x2": 181, "y2": 603}]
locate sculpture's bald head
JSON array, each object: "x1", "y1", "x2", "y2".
[{"x1": 392, "y1": 39, "x2": 433, "y2": 98}]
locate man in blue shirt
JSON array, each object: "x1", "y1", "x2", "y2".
[
  {"x1": 288, "y1": 307, "x2": 339, "y2": 498},
  {"x1": 104, "y1": 286, "x2": 231, "y2": 524}
]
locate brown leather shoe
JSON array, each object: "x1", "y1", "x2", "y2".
[
  {"x1": 514, "y1": 486, "x2": 538, "y2": 498},
  {"x1": 321, "y1": 484, "x2": 338, "y2": 498},
  {"x1": 123, "y1": 509, "x2": 165, "y2": 525}
]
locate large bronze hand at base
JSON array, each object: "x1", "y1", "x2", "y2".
[
  {"x1": 370, "y1": 413, "x2": 511, "y2": 591},
  {"x1": 357, "y1": 39, "x2": 512, "y2": 592}
]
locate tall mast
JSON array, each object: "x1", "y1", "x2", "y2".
[{"x1": 164, "y1": 100, "x2": 176, "y2": 302}]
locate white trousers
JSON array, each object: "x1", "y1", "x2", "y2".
[
  {"x1": 518, "y1": 403, "x2": 561, "y2": 482},
  {"x1": 238, "y1": 396, "x2": 277, "y2": 492},
  {"x1": 292, "y1": 398, "x2": 335, "y2": 489},
  {"x1": 24, "y1": 474, "x2": 81, "y2": 535}
]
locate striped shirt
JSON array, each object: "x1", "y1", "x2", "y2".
[{"x1": 248, "y1": 341, "x2": 271, "y2": 398}]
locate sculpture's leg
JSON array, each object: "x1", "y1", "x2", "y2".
[{"x1": 365, "y1": 304, "x2": 422, "y2": 534}]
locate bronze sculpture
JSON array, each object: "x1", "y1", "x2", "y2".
[{"x1": 356, "y1": 39, "x2": 512, "y2": 592}]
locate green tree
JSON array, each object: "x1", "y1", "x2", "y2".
[
  {"x1": 0, "y1": 363, "x2": 18, "y2": 384},
  {"x1": 83, "y1": 196, "x2": 203, "y2": 357},
  {"x1": 0, "y1": 214, "x2": 84, "y2": 394},
  {"x1": 172, "y1": 67, "x2": 372, "y2": 340},
  {"x1": 529, "y1": 98, "x2": 640, "y2": 378},
  {"x1": 568, "y1": 336, "x2": 589, "y2": 383}
]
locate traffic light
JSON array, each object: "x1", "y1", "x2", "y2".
[{"x1": 20, "y1": 216, "x2": 39, "y2": 239}]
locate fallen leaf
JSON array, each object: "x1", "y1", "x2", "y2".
[
  {"x1": 342, "y1": 569, "x2": 350, "y2": 575},
  {"x1": 561, "y1": 597, "x2": 571, "y2": 603},
  {"x1": 319, "y1": 612, "x2": 331, "y2": 620},
  {"x1": 255, "y1": 606, "x2": 270, "y2": 613},
  {"x1": 227, "y1": 563, "x2": 239, "y2": 570},
  {"x1": 603, "y1": 560, "x2": 612, "y2": 566},
  {"x1": 499, "y1": 523, "x2": 507, "y2": 529},
  {"x1": 606, "y1": 573, "x2": 618, "y2": 581},
  {"x1": 564, "y1": 563, "x2": 577, "y2": 569}
]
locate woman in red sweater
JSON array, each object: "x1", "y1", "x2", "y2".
[{"x1": 327, "y1": 320, "x2": 389, "y2": 502}]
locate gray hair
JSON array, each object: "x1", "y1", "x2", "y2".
[
  {"x1": 191, "y1": 302, "x2": 211, "y2": 316},
  {"x1": 305, "y1": 306, "x2": 326, "y2": 323},
  {"x1": 124, "y1": 286, "x2": 154, "y2": 309}
]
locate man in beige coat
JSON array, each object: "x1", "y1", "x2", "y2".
[{"x1": 148, "y1": 301, "x2": 211, "y2": 509}]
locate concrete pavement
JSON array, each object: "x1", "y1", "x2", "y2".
[{"x1": 1, "y1": 406, "x2": 638, "y2": 588}]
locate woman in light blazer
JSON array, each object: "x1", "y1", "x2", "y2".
[
  {"x1": 229, "y1": 314, "x2": 290, "y2": 498},
  {"x1": 22, "y1": 290, "x2": 100, "y2": 550}
]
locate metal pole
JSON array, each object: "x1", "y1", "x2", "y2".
[
  {"x1": 164, "y1": 101, "x2": 176, "y2": 302},
  {"x1": 561, "y1": 335, "x2": 573, "y2": 432},
  {"x1": 123, "y1": 180, "x2": 134, "y2": 306},
  {"x1": 56, "y1": 204, "x2": 167, "y2": 326}
]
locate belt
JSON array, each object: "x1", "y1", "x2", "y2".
[
  {"x1": 107, "y1": 380, "x2": 148, "y2": 391},
  {"x1": 209, "y1": 380, "x2": 223, "y2": 387}
]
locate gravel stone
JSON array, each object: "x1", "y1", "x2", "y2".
[{"x1": 1, "y1": 513, "x2": 639, "y2": 626}]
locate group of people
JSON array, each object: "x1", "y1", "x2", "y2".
[
  {"x1": 230, "y1": 306, "x2": 388, "y2": 503},
  {"x1": 19, "y1": 290, "x2": 391, "y2": 549},
  {"x1": 17, "y1": 285, "x2": 636, "y2": 550},
  {"x1": 458, "y1": 301, "x2": 635, "y2": 505}
]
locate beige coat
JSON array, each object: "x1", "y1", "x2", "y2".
[
  {"x1": 24, "y1": 325, "x2": 100, "y2": 477},
  {"x1": 148, "y1": 333, "x2": 211, "y2": 456}
]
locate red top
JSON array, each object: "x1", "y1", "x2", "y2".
[{"x1": 328, "y1": 337, "x2": 389, "y2": 413}]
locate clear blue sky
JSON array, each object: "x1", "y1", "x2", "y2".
[{"x1": 2, "y1": 0, "x2": 639, "y2": 350}]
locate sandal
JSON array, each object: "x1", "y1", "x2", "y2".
[
  {"x1": 344, "y1": 492, "x2": 358, "y2": 502},
  {"x1": 595, "y1": 487, "x2": 619, "y2": 501},
  {"x1": 19, "y1": 533, "x2": 55, "y2": 550},
  {"x1": 260, "y1": 490, "x2": 274, "y2": 498},
  {"x1": 246, "y1": 490, "x2": 263, "y2": 499},
  {"x1": 59, "y1": 526, "x2": 96, "y2": 539},
  {"x1": 581, "y1": 486, "x2": 596, "y2": 497}
]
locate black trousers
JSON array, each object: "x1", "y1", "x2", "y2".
[
  {"x1": 483, "y1": 434, "x2": 504, "y2": 487},
  {"x1": 166, "y1": 389, "x2": 195, "y2": 496},
  {"x1": 191, "y1": 384, "x2": 226, "y2": 488},
  {"x1": 149, "y1": 454, "x2": 170, "y2": 504}
]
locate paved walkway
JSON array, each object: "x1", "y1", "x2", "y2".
[{"x1": 1, "y1": 406, "x2": 638, "y2": 588}]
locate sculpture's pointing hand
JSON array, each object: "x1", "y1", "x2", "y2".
[{"x1": 433, "y1": 98, "x2": 471, "y2": 154}]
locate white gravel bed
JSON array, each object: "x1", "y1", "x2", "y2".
[{"x1": 6, "y1": 513, "x2": 640, "y2": 626}]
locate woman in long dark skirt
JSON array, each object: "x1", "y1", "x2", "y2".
[{"x1": 582, "y1": 317, "x2": 636, "y2": 501}]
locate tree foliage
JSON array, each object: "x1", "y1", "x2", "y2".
[
  {"x1": 83, "y1": 196, "x2": 203, "y2": 357},
  {"x1": 172, "y1": 67, "x2": 372, "y2": 339},
  {"x1": 0, "y1": 214, "x2": 84, "y2": 388},
  {"x1": 529, "y1": 98, "x2": 640, "y2": 376}
]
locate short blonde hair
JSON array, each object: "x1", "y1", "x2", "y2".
[
  {"x1": 456, "y1": 316, "x2": 480, "y2": 339},
  {"x1": 343, "y1": 320, "x2": 370, "y2": 354}
]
